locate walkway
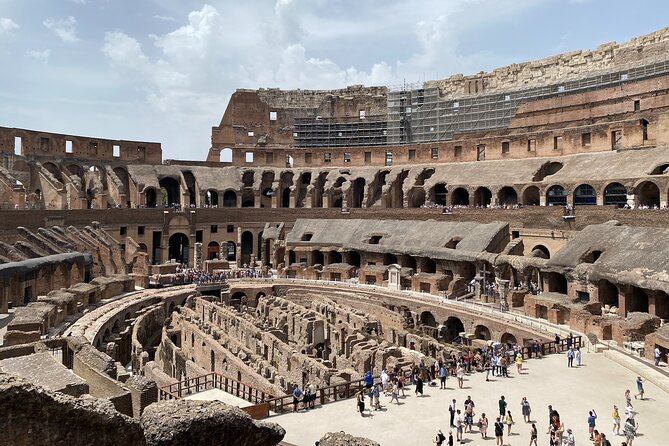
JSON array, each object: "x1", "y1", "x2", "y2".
[{"x1": 274, "y1": 351, "x2": 667, "y2": 446}]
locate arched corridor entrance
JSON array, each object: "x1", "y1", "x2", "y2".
[
  {"x1": 474, "y1": 187, "x2": 492, "y2": 207},
  {"x1": 241, "y1": 231, "x2": 253, "y2": 266},
  {"x1": 168, "y1": 233, "x2": 189, "y2": 264}
]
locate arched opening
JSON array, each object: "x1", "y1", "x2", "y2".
[
  {"x1": 474, "y1": 187, "x2": 492, "y2": 207},
  {"x1": 43, "y1": 162, "x2": 63, "y2": 182},
  {"x1": 531, "y1": 245, "x2": 550, "y2": 259},
  {"x1": 573, "y1": 183, "x2": 596, "y2": 205},
  {"x1": 312, "y1": 250, "x2": 324, "y2": 266},
  {"x1": 522, "y1": 186, "x2": 541, "y2": 206},
  {"x1": 230, "y1": 291, "x2": 246, "y2": 310},
  {"x1": 242, "y1": 171, "x2": 255, "y2": 187},
  {"x1": 603, "y1": 182, "x2": 627, "y2": 207},
  {"x1": 207, "y1": 241, "x2": 219, "y2": 260},
  {"x1": 500, "y1": 333, "x2": 517, "y2": 345},
  {"x1": 546, "y1": 185, "x2": 567, "y2": 206},
  {"x1": 422, "y1": 258, "x2": 436, "y2": 274},
  {"x1": 408, "y1": 188, "x2": 426, "y2": 208},
  {"x1": 420, "y1": 311, "x2": 437, "y2": 327},
  {"x1": 182, "y1": 171, "x2": 197, "y2": 207},
  {"x1": 145, "y1": 188, "x2": 157, "y2": 208},
  {"x1": 241, "y1": 190, "x2": 255, "y2": 207},
  {"x1": 451, "y1": 187, "x2": 469, "y2": 206},
  {"x1": 257, "y1": 231, "x2": 263, "y2": 261},
  {"x1": 350, "y1": 178, "x2": 365, "y2": 208},
  {"x1": 597, "y1": 279, "x2": 619, "y2": 308},
  {"x1": 281, "y1": 188, "x2": 291, "y2": 208},
  {"x1": 223, "y1": 190, "x2": 237, "y2": 207},
  {"x1": 433, "y1": 183, "x2": 448, "y2": 206},
  {"x1": 474, "y1": 325, "x2": 491, "y2": 340},
  {"x1": 497, "y1": 187, "x2": 518, "y2": 206},
  {"x1": 168, "y1": 233, "x2": 189, "y2": 264},
  {"x1": 241, "y1": 231, "x2": 253, "y2": 266},
  {"x1": 441, "y1": 317, "x2": 465, "y2": 343},
  {"x1": 636, "y1": 181, "x2": 660, "y2": 207},
  {"x1": 205, "y1": 190, "x2": 218, "y2": 207},
  {"x1": 226, "y1": 241, "x2": 236, "y2": 261},
  {"x1": 220, "y1": 148, "x2": 233, "y2": 163},
  {"x1": 261, "y1": 188, "x2": 273, "y2": 208},
  {"x1": 159, "y1": 177, "x2": 181, "y2": 207},
  {"x1": 628, "y1": 287, "x2": 649, "y2": 313},
  {"x1": 383, "y1": 253, "x2": 398, "y2": 265},
  {"x1": 288, "y1": 250, "x2": 296, "y2": 265},
  {"x1": 546, "y1": 272, "x2": 567, "y2": 294},
  {"x1": 347, "y1": 251, "x2": 361, "y2": 267},
  {"x1": 415, "y1": 168, "x2": 435, "y2": 186},
  {"x1": 329, "y1": 251, "x2": 342, "y2": 264},
  {"x1": 532, "y1": 161, "x2": 563, "y2": 181}
]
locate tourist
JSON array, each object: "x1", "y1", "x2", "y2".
[
  {"x1": 464, "y1": 403, "x2": 474, "y2": 434},
  {"x1": 381, "y1": 369, "x2": 389, "y2": 395},
  {"x1": 372, "y1": 383, "x2": 381, "y2": 410},
  {"x1": 364, "y1": 370, "x2": 373, "y2": 389},
  {"x1": 434, "y1": 428, "x2": 446, "y2": 446},
  {"x1": 356, "y1": 390, "x2": 365, "y2": 415},
  {"x1": 624, "y1": 389, "x2": 632, "y2": 407},
  {"x1": 308, "y1": 383, "x2": 316, "y2": 409},
  {"x1": 593, "y1": 429, "x2": 602, "y2": 446},
  {"x1": 449, "y1": 399, "x2": 457, "y2": 427},
  {"x1": 455, "y1": 410, "x2": 463, "y2": 443},
  {"x1": 587, "y1": 409, "x2": 598, "y2": 440},
  {"x1": 500, "y1": 355, "x2": 509, "y2": 377},
  {"x1": 624, "y1": 418, "x2": 638, "y2": 445},
  {"x1": 600, "y1": 432, "x2": 611, "y2": 446},
  {"x1": 567, "y1": 347, "x2": 575, "y2": 367},
  {"x1": 576, "y1": 347, "x2": 582, "y2": 366},
  {"x1": 390, "y1": 382, "x2": 399, "y2": 404},
  {"x1": 440, "y1": 363, "x2": 448, "y2": 389},
  {"x1": 292, "y1": 385, "x2": 302, "y2": 412},
  {"x1": 397, "y1": 374, "x2": 405, "y2": 396},
  {"x1": 634, "y1": 376, "x2": 644, "y2": 400},
  {"x1": 516, "y1": 352, "x2": 523, "y2": 374},
  {"x1": 303, "y1": 384, "x2": 312, "y2": 410},
  {"x1": 565, "y1": 427, "x2": 575, "y2": 446},
  {"x1": 612, "y1": 405, "x2": 621, "y2": 436},
  {"x1": 494, "y1": 416, "x2": 504, "y2": 446},
  {"x1": 654, "y1": 346, "x2": 662, "y2": 366},
  {"x1": 415, "y1": 374, "x2": 424, "y2": 397},
  {"x1": 529, "y1": 422, "x2": 538, "y2": 446},
  {"x1": 498, "y1": 395, "x2": 507, "y2": 417},
  {"x1": 478, "y1": 413, "x2": 489, "y2": 439},
  {"x1": 521, "y1": 397, "x2": 531, "y2": 423},
  {"x1": 456, "y1": 363, "x2": 464, "y2": 388},
  {"x1": 505, "y1": 410, "x2": 514, "y2": 436}
]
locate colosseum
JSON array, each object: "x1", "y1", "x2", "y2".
[{"x1": 2, "y1": 26, "x2": 669, "y2": 446}]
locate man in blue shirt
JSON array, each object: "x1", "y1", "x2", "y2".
[{"x1": 587, "y1": 409, "x2": 597, "y2": 440}]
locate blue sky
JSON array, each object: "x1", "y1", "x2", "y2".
[{"x1": 0, "y1": 0, "x2": 667, "y2": 160}]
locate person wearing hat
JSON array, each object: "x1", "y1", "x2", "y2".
[{"x1": 565, "y1": 428, "x2": 575, "y2": 446}]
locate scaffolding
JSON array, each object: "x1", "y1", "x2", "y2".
[
  {"x1": 387, "y1": 57, "x2": 669, "y2": 145},
  {"x1": 294, "y1": 114, "x2": 387, "y2": 148}
]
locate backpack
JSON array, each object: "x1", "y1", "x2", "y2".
[{"x1": 438, "y1": 433, "x2": 446, "y2": 442}]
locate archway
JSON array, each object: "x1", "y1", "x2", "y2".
[
  {"x1": 603, "y1": 182, "x2": 627, "y2": 207},
  {"x1": 597, "y1": 279, "x2": 619, "y2": 307},
  {"x1": 628, "y1": 287, "x2": 649, "y2": 313},
  {"x1": 432, "y1": 183, "x2": 448, "y2": 206},
  {"x1": 241, "y1": 231, "x2": 253, "y2": 266},
  {"x1": 420, "y1": 311, "x2": 437, "y2": 327},
  {"x1": 207, "y1": 241, "x2": 219, "y2": 260},
  {"x1": 312, "y1": 250, "x2": 324, "y2": 266},
  {"x1": 497, "y1": 187, "x2": 518, "y2": 206},
  {"x1": 522, "y1": 186, "x2": 540, "y2": 205},
  {"x1": 226, "y1": 241, "x2": 236, "y2": 261},
  {"x1": 531, "y1": 245, "x2": 550, "y2": 259},
  {"x1": 205, "y1": 190, "x2": 218, "y2": 207},
  {"x1": 282, "y1": 188, "x2": 291, "y2": 208},
  {"x1": 383, "y1": 253, "x2": 398, "y2": 265},
  {"x1": 220, "y1": 148, "x2": 233, "y2": 163},
  {"x1": 350, "y1": 178, "x2": 365, "y2": 208},
  {"x1": 451, "y1": 188, "x2": 469, "y2": 206},
  {"x1": 636, "y1": 181, "x2": 660, "y2": 207},
  {"x1": 145, "y1": 188, "x2": 157, "y2": 208},
  {"x1": 329, "y1": 251, "x2": 342, "y2": 264},
  {"x1": 408, "y1": 188, "x2": 426, "y2": 208},
  {"x1": 546, "y1": 272, "x2": 567, "y2": 294},
  {"x1": 546, "y1": 185, "x2": 567, "y2": 206},
  {"x1": 474, "y1": 325, "x2": 491, "y2": 340},
  {"x1": 422, "y1": 258, "x2": 436, "y2": 274},
  {"x1": 241, "y1": 190, "x2": 255, "y2": 207},
  {"x1": 474, "y1": 187, "x2": 492, "y2": 207},
  {"x1": 573, "y1": 184, "x2": 596, "y2": 205},
  {"x1": 223, "y1": 190, "x2": 237, "y2": 207},
  {"x1": 500, "y1": 333, "x2": 517, "y2": 345},
  {"x1": 183, "y1": 171, "x2": 197, "y2": 207},
  {"x1": 441, "y1": 317, "x2": 465, "y2": 343},
  {"x1": 159, "y1": 177, "x2": 181, "y2": 207},
  {"x1": 168, "y1": 233, "x2": 189, "y2": 264},
  {"x1": 348, "y1": 251, "x2": 361, "y2": 267}
]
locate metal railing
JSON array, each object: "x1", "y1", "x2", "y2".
[{"x1": 158, "y1": 372, "x2": 274, "y2": 405}]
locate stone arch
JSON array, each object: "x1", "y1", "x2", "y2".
[
  {"x1": 260, "y1": 171, "x2": 275, "y2": 208},
  {"x1": 474, "y1": 325, "x2": 491, "y2": 340},
  {"x1": 451, "y1": 187, "x2": 469, "y2": 206},
  {"x1": 43, "y1": 162, "x2": 63, "y2": 182},
  {"x1": 145, "y1": 188, "x2": 158, "y2": 208},
  {"x1": 546, "y1": 184, "x2": 567, "y2": 206},
  {"x1": 312, "y1": 250, "x2": 324, "y2": 266},
  {"x1": 573, "y1": 183, "x2": 596, "y2": 205},
  {"x1": 603, "y1": 182, "x2": 627, "y2": 207},
  {"x1": 328, "y1": 251, "x2": 342, "y2": 264},
  {"x1": 350, "y1": 178, "x2": 365, "y2": 208},
  {"x1": 241, "y1": 189, "x2": 255, "y2": 207},
  {"x1": 242, "y1": 171, "x2": 255, "y2": 187},
  {"x1": 205, "y1": 190, "x2": 218, "y2": 207},
  {"x1": 223, "y1": 190, "x2": 237, "y2": 207},
  {"x1": 431, "y1": 183, "x2": 448, "y2": 206},
  {"x1": 522, "y1": 185, "x2": 541, "y2": 205},
  {"x1": 168, "y1": 233, "x2": 189, "y2": 264},
  {"x1": 383, "y1": 253, "x2": 398, "y2": 265},
  {"x1": 628, "y1": 286, "x2": 649, "y2": 313},
  {"x1": 546, "y1": 272, "x2": 567, "y2": 294},
  {"x1": 420, "y1": 311, "x2": 437, "y2": 327},
  {"x1": 635, "y1": 180, "x2": 660, "y2": 207},
  {"x1": 474, "y1": 187, "x2": 492, "y2": 207},
  {"x1": 220, "y1": 148, "x2": 233, "y2": 163},
  {"x1": 241, "y1": 231, "x2": 253, "y2": 266},
  {"x1": 408, "y1": 188, "x2": 426, "y2": 208},
  {"x1": 159, "y1": 177, "x2": 181, "y2": 207},
  {"x1": 441, "y1": 316, "x2": 464, "y2": 343},
  {"x1": 598, "y1": 279, "x2": 619, "y2": 308},
  {"x1": 182, "y1": 171, "x2": 197, "y2": 207},
  {"x1": 207, "y1": 241, "x2": 220, "y2": 260},
  {"x1": 347, "y1": 251, "x2": 361, "y2": 267},
  {"x1": 531, "y1": 245, "x2": 550, "y2": 259},
  {"x1": 497, "y1": 186, "x2": 518, "y2": 206},
  {"x1": 500, "y1": 332, "x2": 517, "y2": 345}
]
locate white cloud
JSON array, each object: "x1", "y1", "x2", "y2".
[
  {"x1": 67, "y1": 0, "x2": 88, "y2": 4},
  {"x1": 101, "y1": 31, "x2": 148, "y2": 69},
  {"x1": 43, "y1": 16, "x2": 80, "y2": 43},
  {"x1": 0, "y1": 17, "x2": 19, "y2": 34},
  {"x1": 25, "y1": 49, "x2": 51, "y2": 64},
  {"x1": 153, "y1": 15, "x2": 176, "y2": 22}
]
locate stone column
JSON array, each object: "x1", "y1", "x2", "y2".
[
  {"x1": 236, "y1": 228, "x2": 242, "y2": 268},
  {"x1": 497, "y1": 278, "x2": 510, "y2": 311},
  {"x1": 194, "y1": 242, "x2": 203, "y2": 270}
]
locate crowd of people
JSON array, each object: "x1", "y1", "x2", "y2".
[{"x1": 179, "y1": 266, "x2": 272, "y2": 284}]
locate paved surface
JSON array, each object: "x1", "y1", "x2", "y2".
[
  {"x1": 183, "y1": 388, "x2": 254, "y2": 408},
  {"x1": 274, "y1": 351, "x2": 667, "y2": 446}
]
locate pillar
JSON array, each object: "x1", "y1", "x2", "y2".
[
  {"x1": 194, "y1": 242, "x2": 203, "y2": 269},
  {"x1": 497, "y1": 279, "x2": 510, "y2": 311}
]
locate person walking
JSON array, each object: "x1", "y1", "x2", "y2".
[
  {"x1": 478, "y1": 413, "x2": 489, "y2": 439},
  {"x1": 292, "y1": 385, "x2": 302, "y2": 412},
  {"x1": 612, "y1": 405, "x2": 621, "y2": 436},
  {"x1": 521, "y1": 397, "x2": 531, "y2": 423},
  {"x1": 415, "y1": 374, "x2": 424, "y2": 397},
  {"x1": 434, "y1": 428, "x2": 446, "y2": 446},
  {"x1": 455, "y1": 410, "x2": 464, "y2": 444},
  {"x1": 529, "y1": 423, "x2": 538, "y2": 446},
  {"x1": 565, "y1": 428, "x2": 575, "y2": 446},
  {"x1": 456, "y1": 364, "x2": 465, "y2": 389},
  {"x1": 356, "y1": 390, "x2": 365, "y2": 416},
  {"x1": 587, "y1": 409, "x2": 598, "y2": 440},
  {"x1": 440, "y1": 363, "x2": 448, "y2": 389},
  {"x1": 634, "y1": 376, "x2": 644, "y2": 400},
  {"x1": 390, "y1": 382, "x2": 399, "y2": 405},
  {"x1": 624, "y1": 418, "x2": 638, "y2": 446},
  {"x1": 654, "y1": 346, "x2": 662, "y2": 366},
  {"x1": 498, "y1": 395, "x2": 507, "y2": 417},
  {"x1": 516, "y1": 353, "x2": 523, "y2": 374},
  {"x1": 449, "y1": 399, "x2": 457, "y2": 427},
  {"x1": 372, "y1": 383, "x2": 381, "y2": 410},
  {"x1": 505, "y1": 410, "x2": 514, "y2": 436},
  {"x1": 494, "y1": 417, "x2": 504, "y2": 446},
  {"x1": 576, "y1": 347, "x2": 582, "y2": 366},
  {"x1": 567, "y1": 347, "x2": 575, "y2": 367}
]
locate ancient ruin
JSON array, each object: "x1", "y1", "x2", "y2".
[{"x1": 1, "y1": 27, "x2": 669, "y2": 445}]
